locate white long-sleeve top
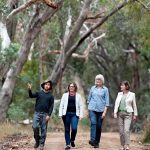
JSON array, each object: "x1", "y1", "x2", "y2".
[{"x1": 59, "y1": 92, "x2": 83, "y2": 118}]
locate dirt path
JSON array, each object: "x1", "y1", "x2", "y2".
[
  {"x1": 40, "y1": 132, "x2": 149, "y2": 150},
  {"x1": 1, "y1": 131, "x2": 149, "y2": 150}
]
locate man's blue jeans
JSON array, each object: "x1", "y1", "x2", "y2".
[
  {"x1": 89, "y1": 110, "x2": 103, "y2": 144},
  {"x1": 32, "y1": 112, "x2": 48, "y2": 147},
  {"x1": 62, "y1": 112, "x2": 79, "y2": 146}
]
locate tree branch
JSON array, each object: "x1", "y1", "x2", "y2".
[
  {"x1": 136, "y1": 0, "x2": 150, "y2": 10},
  {"x1": 7, "y1": 0, "x2": 37, "y2": 20},
  {"x1": 47, "y1": 33, "x2": 105, "y2": 60},
  {"x1": 86, "y1": 11, "x2": 105, "y2": 20},
  {"x1": 63, "y1": 0, "x2": 92, "y2": 52},
  {"x1": 67, "y1": 0, "x2": 129, "y2": 57},
  {"x1": 7, "y1": 0, "x2": 58, "y2": 20}
]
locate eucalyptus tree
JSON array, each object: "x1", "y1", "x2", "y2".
[
  {"x1": 0, "y1": 0, "x2": 64, "y2": 121},
  {"x1": 0, "y1": 0, "x2": 143, "y2": 121}
]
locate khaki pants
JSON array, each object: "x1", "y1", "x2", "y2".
[{"x1": 118, "y1": 112, "x2": 132, "y2": 146}]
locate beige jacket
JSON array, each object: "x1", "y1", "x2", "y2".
[
  {"x1": 114, "y1": 91, "x2": 138, "y2": 116},
  {"x1": 59, "y1": 92, "x2": 83, "y2": 118}
]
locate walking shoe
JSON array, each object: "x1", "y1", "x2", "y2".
[
  {"x1": 94, "y1": 143, "x2": 99, "y2": 148},
  {"x1": 89, "y1": 140, "x2": 95, "y2": 146},
  {"x1": 34, "y1": 143, "x2": 39, "y2": 148},
  {"x1": 71, "y1": 141, "x2": 75, "y2": 147},
  {"x1": 65, "y1": 145, "x2": 70, "y2": 150},
  {"x1": 39, "y1": 145, "x2": 44, "y2": 150}
]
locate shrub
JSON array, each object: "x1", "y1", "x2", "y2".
[{"x1": 143, "y1": 122, "x2": 150, "y2": 143}]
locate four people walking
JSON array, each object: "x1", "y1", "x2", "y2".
[{"x1": 27, "y1": 77, "x2": 137, "y2": 150}]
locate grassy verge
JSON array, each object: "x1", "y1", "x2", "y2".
[{"x1": 0, "y1": 122, "x2": 32, "y2": 140}]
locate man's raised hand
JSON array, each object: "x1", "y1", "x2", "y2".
[{"x1": 27, "y1": 83, "x2": 32, "y2": 90}]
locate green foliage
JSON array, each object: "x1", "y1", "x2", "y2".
[
  {"x1": 0, "y1": 0, "x2": 9, "y2": 19},
  {"x1": 80, "y1": 118, "x2": 90, "y2": 127},
  {"x1": 0, "y1": 43, "x2": 20, "y2": 63},
  {"x1": 21, "y1": 59, "x2": 40, "y2": 86},
  {"x1": 7, "y1": 57, "x2": 40, "y2": 120},
  {"x1": 143, "y1": 123, "x2": 150, "y2": 143},
  {"x1": 70, "y1": 57, "x2": 85, "y2": 74},
  {"x1": 137, "y1": 94, "x2": 150, "y2": 117},
  {"x1": 82, "y1": 60, "x2": 99, "y2": 87},
  {"x1": 7, "y1": 103, "x2": 28, "y2": 121}
]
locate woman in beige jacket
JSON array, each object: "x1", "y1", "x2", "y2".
[{"x1": 114, "y1": 81, "x2": 138, "y2": 150}]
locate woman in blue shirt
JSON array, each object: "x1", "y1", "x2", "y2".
[{"x1": 87, "y1": 74, "x2": 109, "y2": 148}]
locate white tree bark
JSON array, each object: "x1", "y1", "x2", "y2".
[
  {"x1": 0, "y1": 22, "x2": 11, "y2": 51},
  {"x1": 63, "y1": 7, "x2": 72, "y2": 46}
]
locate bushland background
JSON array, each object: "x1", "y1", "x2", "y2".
[{"x1": 0, "y1": 0, "x2": 150, "y2": 149}]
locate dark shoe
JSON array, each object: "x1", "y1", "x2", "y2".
[
  {"x1": 89, "y1": 140, "x2": 95, "y2": 146},
  {"x1": 65, "y1": 145, "x2": 70, "y2": 150},
  {"x1": 39, "y1": 144, "x2": 44, "y2": 150},
  {"x1": 71, "y1": 141, "x2": 75, "y2": 147},
  {"x1": 94, "y1": 143, "x2": 99, "y2": 148},
  {"x1": 34, "y1": 143, "x2": 39, "y2": 148}
]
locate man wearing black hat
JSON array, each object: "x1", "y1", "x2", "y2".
[{"x1": 28, "y1": 80, "x2": 54, "y2": 150}]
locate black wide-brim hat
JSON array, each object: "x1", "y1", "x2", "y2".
[{"x1": 41, "y1": 80, "x2": 52, "y2": 90}]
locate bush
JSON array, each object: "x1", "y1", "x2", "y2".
[
  {"x1": 143, "y1": 122, "x2": 150, "y2": 143},
  {"x1": 7, "y1": 103, "x2": 28, "y2": 122}
]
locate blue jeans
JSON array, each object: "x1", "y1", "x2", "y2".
[
  {"x1": 62, "y1": 112, "x2": 79, "y2": 146},
  {"x1": 89, "y1": 110, "x2": 103, "y2": 144},
  {"x1": 32, "y1": 112, "x2": 48, "y2": 146}
]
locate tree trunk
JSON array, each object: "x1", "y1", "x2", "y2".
[
  {"x1": 49, "y1": 0, "x2": 128, "y2": 85},
  {"x1": 131, "y1": 51, "x2": 140, "y2": 89},
  {"x1": 0, "y1": 2, "x2": 63, "y2": 121},
  {"x1": 74, "y1": 73, "x2": 88, "y2": 117},
  {"x1": 6, "y1": 0, "x2": 18, "y2": 41},
  {"x1": 38, "y1": 29, "x2": 49, "y2": 88},
  {"x1": 50, "y1": 0, "x2": 93, "y2": 84},
  {"x1": 0, "y1": 28, "x2": 37, "y2": 121}
]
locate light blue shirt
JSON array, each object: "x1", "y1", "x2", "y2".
[{"x1": 87, "y1": 85, "x2": 109, "y2": 112}]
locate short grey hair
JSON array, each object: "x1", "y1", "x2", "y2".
[{"x1": 95, "y1": 74, "x2": 104, "y2": 84}]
